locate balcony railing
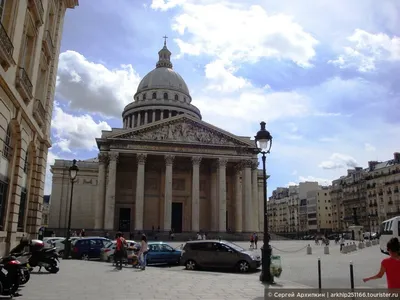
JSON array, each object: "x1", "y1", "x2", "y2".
[
  {"x1": 33, "y1": 99, "x2": 46, "y2": 127},
  {"x1": 28, "y1": 0, "x2": 44, "y2": 26},
  {"x1": 16, "y1": 67, "x2": 33, "y2": 102},
  {"x1": 42, "y1": 30, "x2": 54, "y2": 58},
  {"x1": 0, "y1": 22, "x2": 15, "y2": 70}
]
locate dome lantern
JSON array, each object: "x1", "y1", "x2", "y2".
[{"x1": 156, "y1": 35, "x2": 173, "y2": 69}]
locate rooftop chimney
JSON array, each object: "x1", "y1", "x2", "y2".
[
  {"x1": 394, "y1": 152, "x2": 400, "y2": 164},
  {"x1": 368, "y1": 161, "x2": 379, "y2": 171}
]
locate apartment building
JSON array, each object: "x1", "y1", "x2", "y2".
[
  {"x1": 0, "y1": 0, "x2": 78, "y2": 253},
  {"x1": 330, "y1": 152, "x2": 400, "y2": 234},
  {"x1": 268, "y1": 182, "x2": 320, "y2": 234}
]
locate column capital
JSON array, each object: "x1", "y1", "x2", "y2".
[
  {"x1": 165, "y1": 154, "x2": 175, "y2": 166},
  {"x1": 243, "y1": 159, "x2": 253, "y2": 169},
  {"x1": 136, "y1": 153, "x2": 147, "y2": 164},
  {"x1": 234, "y1": 162, "x2": 243, "y2": 173},
  {"x1": 109, "y1": 152, "x2": 119, "y2": 163},
  {"x1": 98, "y1": 152, "x2": 109, "y2": 164},
  {"x1": 191, "y1": 156, "x2": 202, "y2": 166},
  {"x1": 251, "y1": 160, "x2": 259, "y2": 170},
  {"x1": 217, "y1": 158, "x2": 228, "y2": 168}
]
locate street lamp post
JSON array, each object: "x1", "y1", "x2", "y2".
[
  {"x1": 63, "y1": 159, "x2": 79, "y2": 259},
  {"x1": 254, "y1": 121, "x2": 273, "y2": 284}
]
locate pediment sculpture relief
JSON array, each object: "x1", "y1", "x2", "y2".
[{"x1": 129, "y1": 121, "x2": 238, "y2": 145}]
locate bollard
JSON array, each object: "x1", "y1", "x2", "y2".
[
  {"x1": 324, "y1": 245, "x2": 329, "y2": 255},
  {"x1": 318, "y1": 257, "x2": 322, "y2": 290},
  {"x1": 307, "y1": 244, "x2": 312, "y2": 255},
  {"x1": 350, "y1": 261, "x2": 354, "y2": 290}
]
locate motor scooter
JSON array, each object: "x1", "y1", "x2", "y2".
[{"x1": 0, "y1": 255, "x2": 23, "y2": 297}]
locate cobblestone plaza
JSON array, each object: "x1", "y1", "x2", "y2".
[{"x1": 19, "y1": 240, "x2": 388, "y2": 299}]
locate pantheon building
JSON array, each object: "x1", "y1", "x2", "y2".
[{"x1": 49, "y1": 41, "x2": 265, "y2": 236}]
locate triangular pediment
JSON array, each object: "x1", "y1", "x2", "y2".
[{"x1": 109, "y1": 115, "x2": 253, "y2": 147}]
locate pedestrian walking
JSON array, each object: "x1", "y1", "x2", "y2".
[
  {"x1": 254, "y1": 233, "x2": 259, "y2": 249},
  {"x1": 138, "y1": 234, "x2": 149, "y2": 270},
  {"x1": 250, "y1": 234, "x2": 254, "y2": 249},
  {"x1": 114, "y1": 232, "x2": 126, "y2": 270},
  {"x1": 363, "y1": 237, "x2": 400, "y2": 289}
]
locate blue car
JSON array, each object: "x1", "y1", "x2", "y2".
[
  {"x1": 146, "y1": 242, "x2": 181, "y2": 265},
  {"x1": 71, "y1": 237, "x2": 110, "y2": 260}
]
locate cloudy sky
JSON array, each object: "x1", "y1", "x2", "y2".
[{"x1": 46, "y1": 0, "x2": 400, "y2": 196}]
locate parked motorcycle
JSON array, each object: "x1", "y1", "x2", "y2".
[
  {"x1": 0, "y1": 255, "x2": 23, "y2": 297},
  {"x1": 10, "y1": 238, "x2": 60, "y2": 274}
]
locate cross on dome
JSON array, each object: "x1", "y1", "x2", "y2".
[{"x1": 156, "y1": 35, "x2": 173, "y2": 69}]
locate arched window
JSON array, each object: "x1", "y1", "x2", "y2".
[
  {"x1": 163, "y1": 93, "x2": 168, "y2": 100},
  {"x1": 183, "y1": 97, "x2": 186, "y2": 103},
  {"x1": 174, "y1": 94, "x2": 178, "y2": 101},
  {"x1": 152, "y1": 92, "x2": 157, "y2": 99},
  {"x1": 143, "y1": 93, "x2": 146, "y2": 100},
  {"x1": 2, "y1": 125, "x2": 12, "y2": 160}
]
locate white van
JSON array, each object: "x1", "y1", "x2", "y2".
[{"x1": 379, "y1": 216, "x2": 400, "y2": 255}]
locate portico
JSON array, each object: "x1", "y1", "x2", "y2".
[{"x1": 94, "y1": 115, "x2": 262, "y2": 234}]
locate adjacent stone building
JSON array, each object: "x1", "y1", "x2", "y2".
[
  {"x1": 49, "y1": 42, "x2": 266, "y2": 236},
  {"x1": 0, "y1": 0, "x2": 78, "y2": 253}
]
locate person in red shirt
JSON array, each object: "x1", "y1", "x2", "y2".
[
  {"x1": 363, "y1": 237, "x2": 400, "y2": 289},
  {"x1": 114, "y1": 232, "x2": 126, "y2": 270}
]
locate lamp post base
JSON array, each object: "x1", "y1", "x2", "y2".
[
  {"x1": 259, "y1": 244, "x2": 274, "y2": 284},
  {"x1": 63, "y1": 240, "x2": 71, "y2": 259}
]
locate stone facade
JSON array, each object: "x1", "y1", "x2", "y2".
[
  {"x1": 49, "y1": 116, "x2": 265, "y2": 234},
  {"x1": 0, "y1": 0, "x2": 78, "y2": 253}
]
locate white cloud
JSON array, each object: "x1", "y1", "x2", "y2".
[
  {"x1": 44, "y1": 150, "x2": 59, "y2": 195},
  {"x1": 286, "y1": 175, "x2": 332, "y2": 187},
  {"x1": 151, "y1": 0, "x2": 186, "y2": 11},
  {"x1": 56, "y1": 51, "x2": 141, "y2": 118},
  {"x1": 365, "y1": 143, "x2": 376, "y2": 152},
  {"x1": 51, "y1": 104, "x2": 111, "y2": 153},
  {"x1": 204, "y1": 60, "x2": 251, "y2": 92},
  {"x1": 157, "y1": 2, "x2": 318, "y2": 67},
  {"x1": 319, "y1": 153, "x2": 359, "y2": 170},
  {"x1": 329, "y1": 29, "x2": 400, "y2": 72}
]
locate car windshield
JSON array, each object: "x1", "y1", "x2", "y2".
[{"x1": 224, "y1": 242, "x2": 245, "y2": 252}]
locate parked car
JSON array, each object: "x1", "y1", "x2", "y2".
[
  {"x1": 100, "y1": 240, "x2": 139, "y2": 262},
  {"x1": 181, "y1": 240, "x2": 261, "y2": 273},
  {"x1": 43, "y1": 237, "x2": 64, "y2": 248},
  {"x1": 146, "y1": 242, "x2": 181, "y2": 265},
  {"x1": 71, "y1": 237, "x2": 111, "y2": 260}
]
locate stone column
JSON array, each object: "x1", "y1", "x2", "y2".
[
  {"x1": 218, "y1": 158, "x2": 228, "y2": 232},
  {"x1": 243, "y1": 159, "x2": 253, "y2": 232},
  {"x1": 191, "y1": 156, "x2": 202, "y2": 232},
  {"x1": 137, "y1": 112, "x2": 141, "y2": 126},
  {"x1": 152, "y1": 110, "x2": 156, "y2": 122},
  {"x1": 160, "y1": 110, "x2": 164, "y2": 120},
  {"x1": 131, "y1": 114, "x2": 135, "y2": 127},
  {"x1": 234, "y1": 162, "x2": 243, "y2": 232},
  {"x1": 210, "y1": 162, "x2": 218, "y2": 232},
  {"x1": 94, "y1": 152, "x2": 108, "y2": 229},
  {"x1": 104, "y1": 152, "x2": 119, "y2": 230},
  {"x1": 163, "y1": 155, "x2": 174, "y2": 231},
  {"x1": 168, "y1": 110, "x2": 171, "y2": 118},
  {"x1": 251, "y1": 160, "x2": 259, "y2": 231},
  {"x1": 135, "y1": 153, "x2": 147, "y2": 231},
  {"x1": 144, "y1": 111, "x2": 148, "y2": 124}
]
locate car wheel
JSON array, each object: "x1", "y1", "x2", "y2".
[
  {"x1": 185, "y1": 260, "x2": 196, "y2": 270},
  {"x1": 81, "y1": 253, "x2": 89, "y2": 260},
  {"x1": 237, "y1": 260, "x2": 250, "y2": 273}
]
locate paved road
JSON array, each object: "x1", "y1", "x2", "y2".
[{"x1": 18, "y1": 240, "x2": 388, "y2": 299}]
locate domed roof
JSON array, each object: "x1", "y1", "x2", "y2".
[
  {"x1": 136, "y1": 38, "x2": 190, "y2": 96},
  {"x1": 137, "y1": 67, "x2": 190, "y2": 95}
]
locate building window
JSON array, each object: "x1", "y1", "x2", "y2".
[
  {"x1": 17, "y1": 188, "x2": 27, "y2": 231},
  {"x1": 20, "y1": 13, "x2": 37, "y2": 77},
  {"x1": 174, "y1": 94, "x2": 178, "y2": 101},
  {"x1": 2, "y1": 125, "x2": 12, "y2": 160},
  {"x1": 143, "y1": 93, "x2": 146, "y2": 100},
  {"x1": 163, "y1": 93, "x2": 168, "y2": 100},
  {"x1": 183, "y1": 97, "x2": 186, "y2": 102},
  {"x1": 152, "y1": 92, "x2": 156, "y2": 99},
  {"x1": 0, "y1": 180, "x2": 8, "y2": 231}
]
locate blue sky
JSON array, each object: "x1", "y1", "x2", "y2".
[{"x1": 46, "y1": 0, "x2": 400, "y2": 196}]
